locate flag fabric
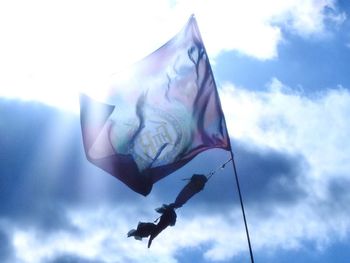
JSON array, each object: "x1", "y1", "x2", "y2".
[{"x1": 80, "y1": 15, "x2": 230, "y2": 196}]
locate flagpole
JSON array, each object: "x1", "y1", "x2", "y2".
[
  {"x1": 228, "y1": 148, "x2": 255, "y2": 263},
  {"x1": 190, "y1": 14, "x2": 254, "y2": 262}
]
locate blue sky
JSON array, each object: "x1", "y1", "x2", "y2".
[{"x1": 1, "y1": 0, "x2": 350, "y2": 262}]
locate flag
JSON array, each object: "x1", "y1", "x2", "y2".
[{"x1": 80, "y1": 15, "x2": 230, "y2": 196}]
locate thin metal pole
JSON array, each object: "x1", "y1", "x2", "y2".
[
  {"x1": 190, "y1": 15, "x2": 255, "y2": 262},
  {"x1": 229, "y1": 149, "x2": 255, "y2": 263}
]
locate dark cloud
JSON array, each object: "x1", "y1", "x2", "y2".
[
  {"x1": 327, "y1": 176, "x2": 350, "y2": 201},
  {"x1": 233, "y1": 140, "x2": 308, "y2": 204},
  {"x1": 322, "y1": 176, "x2": 350, "y2": 216},
  {"x1": 0, "y1": 99, "x2": 79, "y2": 232},
  {"x1": 0, "y1": 99, "x2": 144, "y2": 233},
  {"x1": 0, "y1": 228, "x2": 13, "y2": 262},
  {"x1": 152, "y1": 139, "x2": 308, "y2": 215},
  {"x1": 47, "y1": 254, "x2": 106, "y2": 263},
  {"x1": 0, "y1": 98, "x2": 308, "y2": 235}
]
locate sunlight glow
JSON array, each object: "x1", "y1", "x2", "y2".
[
  {"x1": 0, "y1": 0, "x2": 180, "y2": 113},
  {"x1": 0, "y1": 0, "x2": 341, "y2": 112},
  {"x1": 2, "y1": 2, "x2": 349, "y2": 263}
]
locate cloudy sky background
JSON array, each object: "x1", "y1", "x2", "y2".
[{"x1": 1, "y1": 0, "x2": 350, "y2": 262}]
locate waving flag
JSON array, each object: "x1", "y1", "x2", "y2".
[{"x1": 80, "y1": 15, "x2": 230, "y2": 196}]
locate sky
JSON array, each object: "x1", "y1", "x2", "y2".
[{"x1": 1, "y1": 0, "x2": 350, "y2": 262}]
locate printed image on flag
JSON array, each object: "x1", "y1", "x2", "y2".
[{"x1": 80, "y1": 15, "x2": 230, "y2": 196}]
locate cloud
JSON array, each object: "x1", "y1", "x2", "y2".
[
  {"x1": 0, "y1": 100, "x2": 150, "y2": 232},
  {"x1": 0, "y1": 0, "x2": 346, "y2": 112},
  {"x1": 173, "y1": 0, "x2": 345, "y2": 58},
  {"x1": 0, "y1": 97, "x2": 292, "y2": 262},
  {"x1": 1, "y1": 99, "x2": 222, "y2": 262},
  {"x1": 220, "y1": 78, "x2": 350, "y2": 183},
  {"x1": 0, "y1": 227, "x2": 14, "y2": 263},
  {"x1": 0, "y1": 101, "x2": 80, "y2": 232},
  {"x1": 47, "y1": 254, "x2": 106, "y2": 263},
  {"x1": 0, "y1": 1, "x2": 348, "y2": 261},
  {"x1": 232, "y1": 140, "x2": 307, "y2": 205},
  {"x1": 270, "y1": 0, "x2": 346, "y2": 37},
  {"x1": 0, "y1": 95, "x2": 338, "y2": 263},
  {"x1": 218, "y1": 79, "x2": 350, "y2": 251},
  {"x1": 151, "y1": 142, "x2": 307, "y2": 216},
  {"x1": 3, "y1": 91, "x2": 349, "y2": 263}
]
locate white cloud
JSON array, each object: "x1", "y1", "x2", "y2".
[
  {"x1": 9, "y1": 205, "x2": 250, "y2": 263},
  {"x1": 9, "y1": 187, "x2": 350, "y2": 263},
  {"x1": 9, "y1": 205, "x2": 201, "y2": 263},
  {"x1": 270, "y1": 0, "x2": 344, "y2": 36},
  {"x1": 174, "y1": 0, "x2": 345, "y2": 58},
  {"x1": 217, "y1": 79, "x2": 350, "y2": 257},
  {"x1": 1, "y1": 1, "x2": 349, "y2": 261},
  {"x1": 0, "y1": 0, "x2": 345, "y2": 111},
  {"x1": 220, "y1": 79, "x2": 350, "y2": 183}
]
